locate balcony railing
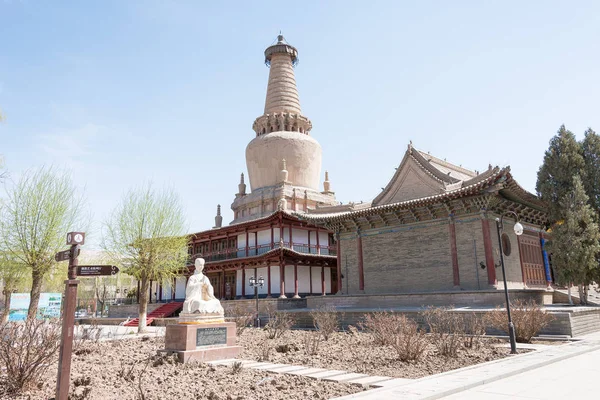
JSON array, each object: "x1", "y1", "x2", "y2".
[{"x1": 190, "y1": 242, "x2": 336, "y2": 263}]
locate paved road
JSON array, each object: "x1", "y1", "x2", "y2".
[{"x1": 441, "y1": 347, "x2": 600, "y2": 399}]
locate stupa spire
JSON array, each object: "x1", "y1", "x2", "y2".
[{"x1": 252, "y1": 34, "x2": 312, "y2": 136}]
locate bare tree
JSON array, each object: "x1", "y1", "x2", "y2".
[
  {"x1": 102, "y1": 184, "x2": 188, "y2": 332},
  {"x1": 0, "y1": 167, "x2": 85, "y2": 320}
]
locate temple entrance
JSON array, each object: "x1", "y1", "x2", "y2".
[
  {"x1": 224, "y1": 271, "x2": 236, "y2": 300},
  {"x1": 207, "y1": 273, "x2": 222, "y2": 299},
  {"x1": 518, "y1": 233, "x2": 547, "y2": 287}
]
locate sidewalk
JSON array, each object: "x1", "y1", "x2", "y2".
[{"x1": 441, "y1": 347, "x2": 600, "y2": 399}]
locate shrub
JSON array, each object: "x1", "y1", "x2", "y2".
[
  {"x1": 422, "y1": 306, "x2": 464, "y2": 357},
  {"x1": 310, "y1": 304, "x2": 341, "y2": 341},
  {"x1": 462, "y1": 312, "x2": 487, "y2": 349},
  {"x1": 358, "y1": 311, "x2": 404, "y2": 346},
  {"x1": 224, "y1": 303, "x2": 254, "y2": 336},
  {"x1": 0, "y1": 319, "x2": 61, "y2": 395},
  {"x1": 486, "y1": 299, "x2": 554, "y2": 343},
  {"x1": 231, "y1": 361, "x2": 243, "y2": 374},
  {"x1": 303, "y1": 331, "x2": 321, "y2": 356},
  {"x1": 390, "y1": 315, "x2": 428, "y2": 362},
  {"x1": 257, "y1": 338, "x2": 271, "y2": 361},
  {"x1": 264, "y1": 305, "x2": 294, "y2": 339}
]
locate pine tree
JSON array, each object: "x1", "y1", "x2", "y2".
[
  {"x1": 536, "y1": 125, "x2": 585, "y2": 223},
  {"x1": 547, "y1": 176, "x2": 600, "y2": 304},
  {"x1": 582, "y1": 128, "x2": 600, "y2": 213}
]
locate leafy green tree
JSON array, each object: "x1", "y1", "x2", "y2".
[
  {"x1": 536, "y1": 125, "x2": 585, "y2": 222},
  {"x1": 0, "y1": 167, "x2": 86, "y2": 319},
  {"x1": 582, "y1": 128, "x2": 600, "y2": 213},
  {"x1": 547, "y1": 176, "x2": 600, "y2": 304},
  {"x1": 102, "y1": 184, "x2": 189, "y2": 332}
]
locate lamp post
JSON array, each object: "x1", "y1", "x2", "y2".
[
  {"x1": 495, "y1": 210, "x2": 524, "y2": 354},
  {"x1": 249, "y1": 275, "x2": 265, "y2": 328}
]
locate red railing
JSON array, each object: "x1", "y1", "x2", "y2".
[{"x1": 190, "y1": 242, "x2": 336, "y2": 263}]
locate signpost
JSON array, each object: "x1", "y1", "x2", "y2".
[
  {"x1": 55, "y1": 232, "x2": 120, "y2": 400},
  {"x1": 55, "y1": 232, "x2": 84, "y2": 400}
]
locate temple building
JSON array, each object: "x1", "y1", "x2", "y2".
[
  {"x1": 145, "y1": 35, "x2": 550, "y2": 306},
  {"x1": 147, "y1": 35, "x2": 340, "y2": 303}
]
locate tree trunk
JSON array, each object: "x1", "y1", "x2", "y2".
[
  {"x1": 1, "y1": 290, "x2": 11, "y2": 324},
  {"x1": 568, "y1": 283, "x2": 573, "y2": 305},
  {"x1": 578, "y1": 284, "x2": 586, "y2": 305},
  {"x1": 27, "y1": 270, "x2": 44, "y2": 320},
  {"x1": 138, "y1": 278, "x2": 149, "y2": 333},
  {"x1": 584, "y1": 285, "x2": 589, "y2": 305}
]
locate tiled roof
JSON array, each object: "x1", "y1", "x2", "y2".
[{"x1": 293, "y1": 167, "x2": 544, "y2": 223}]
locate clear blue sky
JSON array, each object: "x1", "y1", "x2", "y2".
[{"x1": 1, "y1": 1, "x2": 599, "y2": 247}]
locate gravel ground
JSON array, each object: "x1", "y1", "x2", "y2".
[
  {"x1": 238, "y1": 328, "x2": 523, "y2": 379},
  {"x1": 4, "y1": 337, "x2": 364, "y2": 400}
]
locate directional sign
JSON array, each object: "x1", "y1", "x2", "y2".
[
  {"x1": 76, "y1": 265, "x2": 119, "y2": 277},
  {"x1": 66, "y1": 232, "x2": 85, "y2": 246},
  {"x1": 54, "y1": 246, "x2": 80, "y2": 262}
]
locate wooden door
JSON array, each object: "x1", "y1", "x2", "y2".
[
  {"x1": 224, "y1": 272, "x2": 236, "y2": 300},
  {"x1": 207, "y1": 273, "x2": 221, "y2": 299},
  {"x1": 518, "y1": 233, "x2": 547, "y2": 287}
]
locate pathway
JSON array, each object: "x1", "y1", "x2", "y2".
[{"x1": 207, "y1": 358, "x2": 413, "y2": 388}]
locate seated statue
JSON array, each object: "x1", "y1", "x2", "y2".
[{"x1": 179, "y1": 258, "x2": 224, "y2": 324}]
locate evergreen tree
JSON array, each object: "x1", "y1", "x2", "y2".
[
  {"x1": 536, "y1": 125, "x2": 585, "y2": 223},
  {"x1": 547, "y1": 176, "x2": 600, "y2": 304},
  {"x1": 582, "y1": 128, "x2": 600, "y2": 213}
]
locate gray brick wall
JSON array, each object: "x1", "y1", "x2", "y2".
[{"x1": 455, "y1": 216, "x2": 489, "y2": 290}]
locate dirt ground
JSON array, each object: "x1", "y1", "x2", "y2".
[
  {"x1": 238, "y1": 328, "x2": 523, "y2": 379},
  {"x1": 4, "y1": 327, "x2": 530, "y2": 400},
  {"x1": 5, "y1": 336, "x2": 364, "y2": 400}
]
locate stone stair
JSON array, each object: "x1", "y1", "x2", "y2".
[{"x1": 124, "y1": 301, "x2": 183, "y2": 327}]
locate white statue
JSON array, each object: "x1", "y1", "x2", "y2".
[{"x1": 179, "y1": 258, "x2": 224, "y2": 324}]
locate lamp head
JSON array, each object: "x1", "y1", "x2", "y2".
[
  {"x1": 514, "y1": 222, "x2": 524, "y2": 236},
  {"x1": 249, "y1": 276, "x2": 255, "y2": 285}
]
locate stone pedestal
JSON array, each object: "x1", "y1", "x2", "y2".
[{"x1": 162, "y1": 322, "x2": 241, "y2": 363}]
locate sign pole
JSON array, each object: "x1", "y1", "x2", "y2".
[{"x1": 55, "y1": 239, "x2": 82, "y2": 400}]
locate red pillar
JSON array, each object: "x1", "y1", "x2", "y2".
[
  {"x1": 245, "y1": 229, "x2": 249, "y2": 257},
  {"x1": 481, "y1": 215, "x2": 497, "y2": 286},
  {"x1": 321, "y1": 266, "x2": 326, "y2": 296},
  {"x1": 255, "y1": 231, "x2": 258, "y2": 255},
  {"x1": 270, "y1": 224, "x2": 274, "y2": 250},
  {"x1": 241, "y1": 267, "x2": 246, "y2": 298},
  {"x1": 158, "y1": 283, "x2": 163, "y2": 302},
  {"x1": 172, "y1": 277, "x2": 176, "y2": 300},
  {"x1": 293, "y1": 263, "x2": 300, "y2": 298},
  {"x1": 336, "y1": 234, "x2": 342, "y2": 294},
  {"x1": 289, "y1": 225, "x2": 293, "y2": 248},
  {"x1": 357, "y1": 235, "x2": 365, "y2": 291},
  {"x1": 279, "y1": 258, "x2": 286, "y2": 298},
  {"x1": 221, "y1": 270, "x2": 226, "y2": 300},
  {"x1": 316, "y1": 228, "x2": 320, "y2": 255},
  {"x1": 309, "y1": 266, "x2": 313, "y2": 294},
  {"x1": 448, "y1": 216, "x2": 460, "y2": 287},
  {"x1": 307, "y1": 230, "x2": 311, "y2": 254},
  {"x1": 267, "y1": 264, "x2": 272, "y2": 298}
]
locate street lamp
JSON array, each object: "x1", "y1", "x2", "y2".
[
  {"x1": 495, "y1": 210, "x2": 524, "y2": 354},
  {"x1": 249, "y1": 275, "x2": 265, "y2": 328}
]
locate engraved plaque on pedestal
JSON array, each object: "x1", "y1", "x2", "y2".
[{"x1": 196, "y1": 327, "x2": 227, "y2": 347}]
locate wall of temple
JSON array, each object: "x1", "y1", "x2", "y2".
[{"x1": 339, "y1": 215, "x2": 531, "y2": 295}]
